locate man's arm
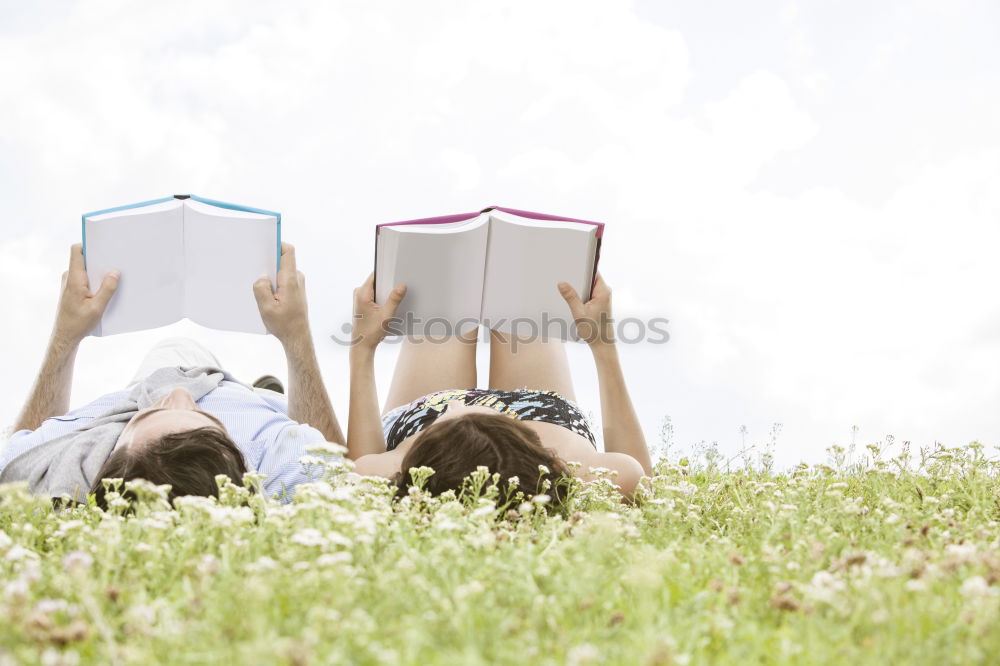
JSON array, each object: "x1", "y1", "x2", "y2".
[
  {"x1": 13, "y1": 245, "x2": 118, "y2": 432},
  {"x1": 253, "y1": 243, "x2": 344, "y2": 445},
  {"x1": 283, "y1": 334, "x2": 343, "y2": 445}
]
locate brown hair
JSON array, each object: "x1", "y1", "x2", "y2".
[
  {"x1": 394, "y1": 413, "x2": 570, "y2": 502},
  {"x1": 89, "y1": 427, "x2": 248, "y2": 509}
]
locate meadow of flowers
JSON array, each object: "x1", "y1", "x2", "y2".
[{"x1": 1, "y1": 439, "x2": 999, "y2": 665}]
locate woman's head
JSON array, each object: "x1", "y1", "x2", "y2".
[{"x1": 394, "y1": 412, "x2": 570, "y2": 502}]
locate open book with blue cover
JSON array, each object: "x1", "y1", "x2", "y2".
[
  {"x1": 82, "y1": 195, "x2": 280, "y2": 336},
  {"x1": 375, "y1": 206, "x2": 603, "y2": 338}
]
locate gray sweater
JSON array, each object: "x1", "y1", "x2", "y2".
[{"x1": 0, "y1": 366, "x2": 230, "y2": 503}]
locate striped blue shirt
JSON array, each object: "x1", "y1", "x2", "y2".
[{"x1": 0, "y1": 381, "x2": 329, "y2": 500}]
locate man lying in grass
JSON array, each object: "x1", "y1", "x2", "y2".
[
  {"x1": 0, "y1": 243, "x2": 341, "y2": 506},
  {"x1": 347, "y1": 272, "x2": 652, "y2": 499}
]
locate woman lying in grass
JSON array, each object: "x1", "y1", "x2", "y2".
[{"x1": 346, "y1": 273, "x2": 651, "y2": 499}]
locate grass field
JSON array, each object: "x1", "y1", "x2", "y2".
[{"x1": 1, "y1": 440, "x2": 999, "y2": 665}]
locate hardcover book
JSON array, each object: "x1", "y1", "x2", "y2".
[
  {"x1": 82, "y1": 194, "x2": 280, "y2": 336},
  {"x1": 375, "y1": 206, "x2": 603, "y2": 337}
]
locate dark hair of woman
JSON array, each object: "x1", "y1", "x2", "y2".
[{"x1": 393, "y1": 413, "x2": 570, "y2": 502}]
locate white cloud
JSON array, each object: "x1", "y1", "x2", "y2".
[{"x1": 0, "y1": 0, "x2": 998, "y2": 465}]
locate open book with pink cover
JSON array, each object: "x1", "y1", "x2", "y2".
[{"x1": 375, "y1": 206, "x2": 603, "y2": 337}]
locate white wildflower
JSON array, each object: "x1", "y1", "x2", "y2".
[
  {"x1": 298, "y1": 454, "x2": 327, "y2": 468},
  {"x1": 54, "y1": 520, "x2": 86, "y2": 538},
  {"x1": 945, "y1": 543, "x2": 977, "y2": 565},
  {"x1": 197, "y1": 554, "x2": 219, "y2": 577},
  {"x1": 35, "y1": 598, "x2": 70, "y2": 615},
  {"x1": 222, "y1": 506, "x2": 255, "y2": 525},
  {"x1": 305, "y1": 441, "x2": 348, "y2": 456},
  {"x1": 173, "y1": 495, "x2": 220, "y2": 514},
  {"x1": 471, "y1": 502, "x2": 497, "y2": 520},
  {"x1": 804, "y1": 570, "x2": 846, "y2": 604},
  {"x1": 61, "y1": 550, "x2": 93, "y2": 576},
  {"x1": 291, "y1": 528, "x2": 327, "y2": 548},
  {"x1": 566, "y1": 643, "x2": 600, "y2": 666},
  {"x1": 434, "y1": 519, "x2": 463, "y2": 532},
  {"x1": 467, "y1": 530, "x2": 497, "y2": 549},
  {"x1": 331, "y1": 486, "x2": 357, "y2": 501},
  {"x1": 454, "y1": 580, "x2": 485, "y2": 601},
  {"x1": 139, "y1": 514, "x2": 174, "y2": 531},
  {"x1": 4, "y1": 578, "x2": 30, "y2": 602},
  {"x1": 960, "y1": 576, "x2": 996, "y2": 599},
  {"x1": 316, "y1": 552, "x2": 353, "y2": 567},
  {"x1": 41, "y1": 647, "x2": 80, "y2": 666},
  {"x1": 125, "y1": 604, "x2": 157, "y2": 635},
  {"x1": 246, "y1": 556, "x2": 279, "y2": 574},
  {"x1": 5, "y1": 544, "x2": 39, "y2": 564},
  {"x1": 327, "y1": 532, "x2": 353, "y2": 549}
]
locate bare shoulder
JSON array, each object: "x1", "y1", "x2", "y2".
[
  {"x1": 529, "y1": 423, "x2": 646, "y2": 497},
  {"x1": 353, "y1": 450, "x2": 404, "y2": 479},
  {"x1": 573, "y1": 450, "x2": 647, "y2": 498}
]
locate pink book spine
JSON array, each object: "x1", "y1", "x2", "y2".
[
  {"x1": 377, "y1": 206, "x2": 604, "y2": 239},
  {"x1": 376, "y1": 211, "x2": 482, "y2": 230}
]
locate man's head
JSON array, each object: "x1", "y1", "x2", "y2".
[
  {"x1": 89, "y1": 387, "x2": 247, "y2": 509},
  {"x1": 393, "y1": 411, "x2": 570, "y2": 502}
]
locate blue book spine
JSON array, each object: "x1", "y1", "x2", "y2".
[{"x1": 81, "y1": 194, "x2": 282, "y2": 270}]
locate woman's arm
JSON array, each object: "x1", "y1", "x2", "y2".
[
  {"x1": 590, "y1": 343, "x2": 652, "y2": 473},
  {"x1": 347, "y1": 344, "x2": 384, "y2": 459},
  {"x1": 346, "y1": 274, "x2": 406, "y2": 460},
  {"x1": 558, "y1": 275, "x2": 653, "y2": 474}
]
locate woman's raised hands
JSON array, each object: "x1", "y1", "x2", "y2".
[
  {"x1": 558, "y1": 273, "x2": 614, "y2": 347},
  {"x1": 352, "y1": 273, "x2": 407, "y2": 350}
]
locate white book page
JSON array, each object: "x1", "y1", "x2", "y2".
[
  {"x1": 376, "y1": 214, "x2": 489, "y2": 335},
  {"x1": 84, "y1": 200, "x2": 185, "y2": 336},
  {"x1": 182, "y1": 199, "x2": 278, "y2": 334},
  {"x1": 480, "y1": 211, "x2": 598, "y2": 340}
]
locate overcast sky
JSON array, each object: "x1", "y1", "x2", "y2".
[{"x1": 1, "y1": 0, "x2": 997, "y2": 466}]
